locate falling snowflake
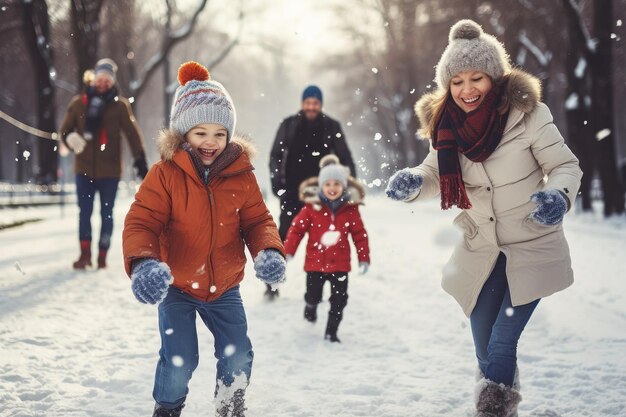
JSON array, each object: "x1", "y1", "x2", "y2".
[
  {"x1": 371, "y1": 67, "x2": 379, "y2": 74},
  {"x1": 374, "y1": 133, "x2": 382, "y2": 141},
  {"x1": 165, "y1": 328, "x2": 174, "y2": 335},
  {"x1": 224, "y1": 344, "x2": 236, "y2": 357},
  {"x1": 191, "y1": 282, "x2": 200, "y2": 289},
  {"x1": 505, "y1": 308, "x2": 515, "y2": 317},
  {"x1": 596, "y1": 129, "x2": 611, "y2": 141},
  {"x1": 172, "y1": 356, "x2": 184, "y2": 367},
  {"x1": 321, "y1": 230, "x2": 341, "y2": 247},
  {"x1": 277, "y1": 189, "x2": 286, "y2": 196},
  {"x1": 210, "y1": 285, "x2": 217, "y2": 293}
]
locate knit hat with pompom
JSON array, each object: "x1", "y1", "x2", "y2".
[
  {"x1": 435, "y1": 19, "x2": 511, "y2": 88},
  {"x1": 169, "y1": 61, "x2": 236, "y2": 139},
  {"x1": 318, "y1": 154, "x2": 349, "y2": 188}
]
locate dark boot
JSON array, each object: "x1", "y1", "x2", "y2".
[
  {"x1": 304, "y1": 303, "x2": 317, "y2": 322},
  {"x1": 475, "y1": 379, "x2": 521, "y2": 417},
  {"x1": 264, "y1": 284, "x2": 279, "y2": 301},
  {"x1": 216, "y1": 388, "x2": 246, "y2": 417},
  {"x1": 73, "y1": 240, "x2": 92, "y2": 269},
  {"x1": 153, "y1": 403, "x2": 184, "y2": 417},
  {"x1": 324, "y1": 315, "x2": 341, "y2": 343},
  {"x1": 97, "y1": 249, "x2": 108, "y2": 269}
]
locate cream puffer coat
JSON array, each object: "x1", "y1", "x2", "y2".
[{"x1": 411, "y1": 69, "x2": 583, "y2": 317}]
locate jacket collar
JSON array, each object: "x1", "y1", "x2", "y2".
[
  {"x1": 157, "y1": 129, "x2": 256, "y2": 185},
  {"x1": 414, "y1": 68, "x2": 542, "y2": 139}
]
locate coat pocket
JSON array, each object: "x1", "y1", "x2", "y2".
[{"x1": 453, "y1": 211, "x2": 479, "y2": 239}]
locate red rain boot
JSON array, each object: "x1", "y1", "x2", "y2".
[
  {"x1": 97, "y1": 249, "x2": 108, "y2": 269},
  {"x1": 73, "y1": 240, "x2": 92, "y2": 269}
]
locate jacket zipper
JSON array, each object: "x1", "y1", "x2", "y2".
[{"x1": 204, "y1": 188, "x2": 217, "y2": 301}]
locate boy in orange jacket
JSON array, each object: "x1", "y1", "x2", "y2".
[{"x1": 123, "y1": 62, "x2": 285, "y2": 417}]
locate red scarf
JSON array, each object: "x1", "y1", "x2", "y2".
[{"x1": 432, "y1": 84, "x2": 509, "y2": 210}]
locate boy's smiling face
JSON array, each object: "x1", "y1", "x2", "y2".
[
  {"x1": 322, "y1": 180, "x2": 344, "y2": 201},
  {"x1": 185, "y1": 123, "x2": 228, "y2": 165}
]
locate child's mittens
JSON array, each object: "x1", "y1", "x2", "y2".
[
  {"x1": 385, "y1": 168, "x2": 423, "y2": 201},
  {"x1": 358, "y1": 262, "x2": 369, "y2": 275},
  {"x1": 131, "y1": 258, "x2": 174, "y2": 305},
  {"x1": 253, "y1": 249, "x2": 286, "y2": 287},
  {"x1": 530, "y1": 190, "x2": 568, "y2": 226}
]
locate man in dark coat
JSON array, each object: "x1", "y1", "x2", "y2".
[{"x1": 268, "y1": 85, "x2": 356, "y2": 298}]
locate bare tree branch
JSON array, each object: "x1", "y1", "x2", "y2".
[{"x1": 129, "y1": 0, "x2": 209, "y2": 98}]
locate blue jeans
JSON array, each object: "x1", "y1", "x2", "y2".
[
  {"x1": 75, "y1": 174, "x2": 119, "y2": 249},
  {"x1": 470, "y1": 252, "x2": 540, "y2": 387},
  {"x1": 153, "y1": 286, "x2": 254, "y2": 409}
]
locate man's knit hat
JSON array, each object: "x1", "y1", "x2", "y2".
[
  {"x1": 435, "y1": 19, "x2": 511, "y2": 88},
  {"x1": 170, "y1": 61, "x2": 236, "y2": 139},
  {"x1": 302, "y1": 85, "x2": 323, "y2": 103},
  {"x1": 94, "y1": 58, "x2": 118, "y2": 81},
  {"x1": 318, "y1": 154, "x2": 349, "y2": 188}
]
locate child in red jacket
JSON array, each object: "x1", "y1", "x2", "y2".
[{"x1": 284, "y1": 155, "x2": 370, "y2": 342}]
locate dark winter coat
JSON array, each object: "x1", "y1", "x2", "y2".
[
  {"x1": 123, "y1": 131, "x2": 284, "y2": 302},
  {"x1": 284, "y1": 177, "x2": 369, "y2": 273},
  {"x1": 269, "y1": 112, "x2": 356, "y2": 199},
  {"x1": 59, "y1": 92, "x2": 145, "y2": 179}
]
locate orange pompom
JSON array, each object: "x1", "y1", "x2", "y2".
[{"x1": 177, "y1": 61, "x2": 210, "y2": 86}]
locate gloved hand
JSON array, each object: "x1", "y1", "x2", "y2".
[
  {"x1": 530, "y1": 190, "x2": 568, "y2": 226},
  {"x1": 385, "y1": 168, "x2": 423, "y2": 201},
  {"x1": 358, "y1": 262, "x2": 369, "y2": 275},
  {"x1": 66, "y1": 132, "x2": 87, "y2": 154},
  {"x1": 131, "y1": 258, "x2": 173, "y2": 304},
  {"x1": 253, "y1": 249, "x2": 286, "y2": 288},
  {"x1": 133, "y1": 154, "x2": 149, "y2": 180}
]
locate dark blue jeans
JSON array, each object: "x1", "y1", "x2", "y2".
[
  {"x1": 153, "y1": 286, "x2": 253, "y2": 409},
  {"x1": 75, "y1": 174, "x2": 119, "y2": 250},
  {"x1": 470, "y1": 252, "x2": 540, "y2": 387}
]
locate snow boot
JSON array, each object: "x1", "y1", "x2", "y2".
[
  {"x1": 475, "y1": 367, "x2": 521, "y2": 417},
  {"x1": 216, "y1": 388, "x2": 246, "y2": 417},
  {"x1": 73, "y1": 240, "x2": 92, "y2": 269},
  {"x1": 304, "y1": 303, "x2": 317, "y2": 322},
  {"x1": 264, "y1": 284, "x2": 279, "y2": 301},
  {"x1": 324, "y1": 315, "x2": 341, "y2": 343},
  {"x1": 97, "y1": 249, "x2": 108, "y2": 269},
  {"x1": 152, "y1": 403, "x2": 184, "y2": 417},
  {"x1": 474, "y1": 378, "x2": 521, "y2": 417}
]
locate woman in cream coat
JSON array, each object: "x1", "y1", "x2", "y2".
[{"x1": 386, "y1": 20, "x2": 582, "y2": 417}]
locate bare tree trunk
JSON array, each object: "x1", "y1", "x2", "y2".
[
  {"x1": 22, "y1": 0, "x2": 57, "y2": 184},
  {"x1": 70, "y1": 0, "x2": 105, "y2": 86},
  {"x1": 590, "y1": 0, "x2": 624, "y2": 215}
]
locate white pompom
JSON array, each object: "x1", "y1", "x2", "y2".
[{"x1": 449, "y1": 19, "x2": 482, "y2": 41}]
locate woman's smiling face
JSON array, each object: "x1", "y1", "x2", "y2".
[
  {"x1": 184, "y1": 123, "x2": 228, "y2": 165},
  {"x1": 450, "y1": 71, "x2": 493, "y2": 113}
]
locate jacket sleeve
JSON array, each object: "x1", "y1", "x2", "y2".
[
  {"x1": 283, "y1": 205, "x2": 311, "y2": 256},
  {"x1": 529, "y1": 103, "x2": 583, "y2": 209},
  {"x1": 58, "y1": 97, "x2": 79, "y2": 147},
  {"x1": 122, "y1": 164, "x2": 172, "y2": 276},
  {"x1": 119, "y1": 99, "x2": 146, "y2": 160},
  {"x1": 240, "y1": 172, "x2": 285, "y2": 258},
  {"x1": 332, "y1": 122, "x2": 357, "y2": 177},
  {"x1": 349, "y1": 207, "x2": 370, "y2": 264},
  {"x1": 269, "y1": 119, "x2": 288, "y2": 196},
  {"x1": 410, "y1": 145, "x2": 441, "y2": 202}
]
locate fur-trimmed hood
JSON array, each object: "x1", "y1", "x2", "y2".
[
  {"x1": 414, "y1": 68, "x2": 542, "y2": 137},
  {"x1": 156, "y1": 128, "x2": 257, "y2": 162},
  {"x1": 298, "y1": 176, "x2": 366, "y2": 205}
]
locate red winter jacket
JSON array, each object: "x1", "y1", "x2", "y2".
[{"x1": 284, "y1": 177, "x2": 370, "y2": 273}]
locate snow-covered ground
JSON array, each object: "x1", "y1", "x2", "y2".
[{"x1": 0, "y1": 195, "x2": 625, "y2": 417}]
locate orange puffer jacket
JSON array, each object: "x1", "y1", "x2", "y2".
[{"x1": 123, "y1": 131, "x2": 284, "y2": 302}]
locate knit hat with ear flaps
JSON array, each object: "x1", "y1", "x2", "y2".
[
  {"x1": 435, "y1": 19, "x2": 512, "y2": 88},
  {"x1": 318, "y1": 154, "x2": 349, "y2": 188},
  {"x1": 169, "y1": 61, "x2": 236, "y2": 139}
]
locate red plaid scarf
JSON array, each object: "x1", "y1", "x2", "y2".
[{"x1": 432, "y1": 84, "x2": 509, "y2": 210}]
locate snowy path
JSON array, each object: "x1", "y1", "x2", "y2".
[{"x1": 1, "y1": 196, "x2": 625, "y2": 417}]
